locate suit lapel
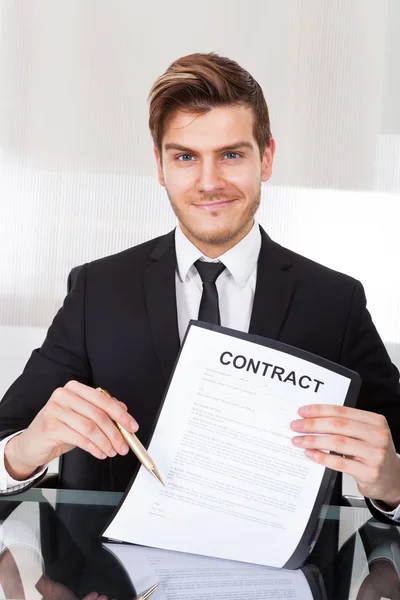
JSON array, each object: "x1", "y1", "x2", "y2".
[
  {"x1": 249, "y1": 227, "x2": 297, "y2": 340},
  {"x1": 144, "y1": 231, "x2": 180, "y2": 384}
]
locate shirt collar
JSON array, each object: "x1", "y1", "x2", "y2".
[{"x1": 175, "y1": 222, "x2": 261, "y2": 286}]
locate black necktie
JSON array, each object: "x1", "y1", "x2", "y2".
[{"x1": 194, "y1": 260, "x2": 226, "y2": 325}]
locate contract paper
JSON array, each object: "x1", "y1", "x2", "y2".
[{"x1": 103, "y1": 322, "x2": 360, "y2": 568}]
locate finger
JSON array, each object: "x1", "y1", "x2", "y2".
[
  {"x1": 298, "y1": 404, "x2": 389, "y2": 429},
  {"x1": 35, "y1": 574, "x2": 53, "y2": 597},
  {"x1": 292, "y1": 434, "x2": 371, "y2": 461},
  {"x1": 51, "y1": 417, "x2": 110, "y2": 460},
  {"x1": 303, "y1": 448, "x2": 372, "y2": 481},
  {"x1": 117, "y1": 400, "x2": 128, "y2": 411},
  {"x1": 290, "y1": 416, "x2": 390, "y2": 448},
  {"x1": 58, "y1": 408, "x2": 128, "y2": 458},
  {"x1": 55, "y1": 390, "x2": 129, "y2": 455},
  {"x1": 82, "y1": 593, "x2": 100, "y2": 600},
  {"x1": 64, "y1": 381, "x2": 138, "y2": 432}
]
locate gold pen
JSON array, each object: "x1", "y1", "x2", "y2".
[
  {"x1": 135, "y1": 582, "x2": 159, "y2": 600},
  {"x1": 96, "y1": 388, "x2": 165, "y2": 486}
]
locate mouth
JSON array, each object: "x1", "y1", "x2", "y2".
[{"x1": 193, "y1": 199, "x2": 235, "y2": 211}]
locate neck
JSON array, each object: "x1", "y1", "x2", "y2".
[{"x1": 179, "y1": 220, "x2": 255, "y2": 259}]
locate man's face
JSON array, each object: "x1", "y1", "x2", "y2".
[{"x1": 154, "y1": 105, "x2": 275, "y2": 251}]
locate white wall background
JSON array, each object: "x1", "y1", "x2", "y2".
[{"x1": 1, "y1": 0, "x2": 400, "y2": 395}]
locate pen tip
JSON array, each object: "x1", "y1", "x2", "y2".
[
  {"x1": 150, "y1": 467, "x2": 166, "y2": 487},
  {"x1": 141, "y1": 582, "x2": 159, "y2": 599}
]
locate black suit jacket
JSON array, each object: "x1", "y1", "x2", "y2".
[{"x1": 1, "y1": 227, "x2": 399, "y2": 493}]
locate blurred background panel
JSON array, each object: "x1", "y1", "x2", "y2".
[{"x1": 0, "y1": 0, "x2": 399, "y2": 396}]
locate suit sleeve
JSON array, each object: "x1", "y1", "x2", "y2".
[
  {"x1": 0, "y1": 265, "x2": 92, "y2": 441},
  {"x1": 339, "y1": 280, "x2": 400, "y2": 450}
]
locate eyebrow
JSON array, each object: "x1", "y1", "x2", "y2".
[{"x1": 164, "y1": 141, "x2": 254, "y2": 154}]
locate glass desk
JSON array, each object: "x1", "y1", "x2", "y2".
[{"x1": 0, "y1": 489, "x2": 399, "y2": 600}]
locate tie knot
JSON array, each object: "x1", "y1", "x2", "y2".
[{"x1": 194, "y1": 260, "x2": 226, "y2": 284}]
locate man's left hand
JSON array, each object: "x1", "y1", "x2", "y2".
[{"x1": 291, "y1": 405, "x2": 400, "y2": 508}]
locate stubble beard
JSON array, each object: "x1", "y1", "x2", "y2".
[{"x1": 166, "y1": 186, "x2": 261, "y2": 247}]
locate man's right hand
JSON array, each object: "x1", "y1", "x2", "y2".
[{"x1": 4, "y1": 381, "x2": 139, "y2": 481}]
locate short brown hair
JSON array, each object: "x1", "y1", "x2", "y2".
[{"x1": 148, "y1": 53, "x2": 272, "y2": 157}]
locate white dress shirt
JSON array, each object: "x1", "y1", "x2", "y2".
[
  {"x1": 1, "y1": 222, "x2": 399, "y2": 521},
  {"x1": 175, "y1": 221, "x2": 261, "y2": 342}
]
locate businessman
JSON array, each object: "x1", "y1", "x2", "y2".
[{"x1": 1, "y1": 52, "x2": 400, "y2": 522}]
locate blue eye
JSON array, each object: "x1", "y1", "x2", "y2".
[
  {"x1": 225, "y1": 152, "x2": 240, "y2": 159},
  {"x1": 177, "y1": 154, "x2": 194, "y2": 161}
]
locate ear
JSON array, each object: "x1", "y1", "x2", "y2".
[
  {"x1": 261, "y1": 138, "x2": 276, "y2": 182},
  {"x1": 154, "y1": 146, "x2": 165, "y2": 187}
]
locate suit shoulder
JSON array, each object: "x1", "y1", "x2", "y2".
[
  {"x1": 83, "y1": 231, "x2": 174, "y2": 274},
  {"x1": 276, "y1": 242, "x2": 360, "y2": 291}
]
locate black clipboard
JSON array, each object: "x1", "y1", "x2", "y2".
[{"x1": 101, "y1": 320, "x2": 361, "y2": 569}]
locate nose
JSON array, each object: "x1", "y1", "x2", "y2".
[{"x1": 196, "y1": 159, "x2": 226, "y2": 195}]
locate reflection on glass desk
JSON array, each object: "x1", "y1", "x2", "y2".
[{"x1": 0, "y1": 489, "x2": 400, "y2": 599}]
